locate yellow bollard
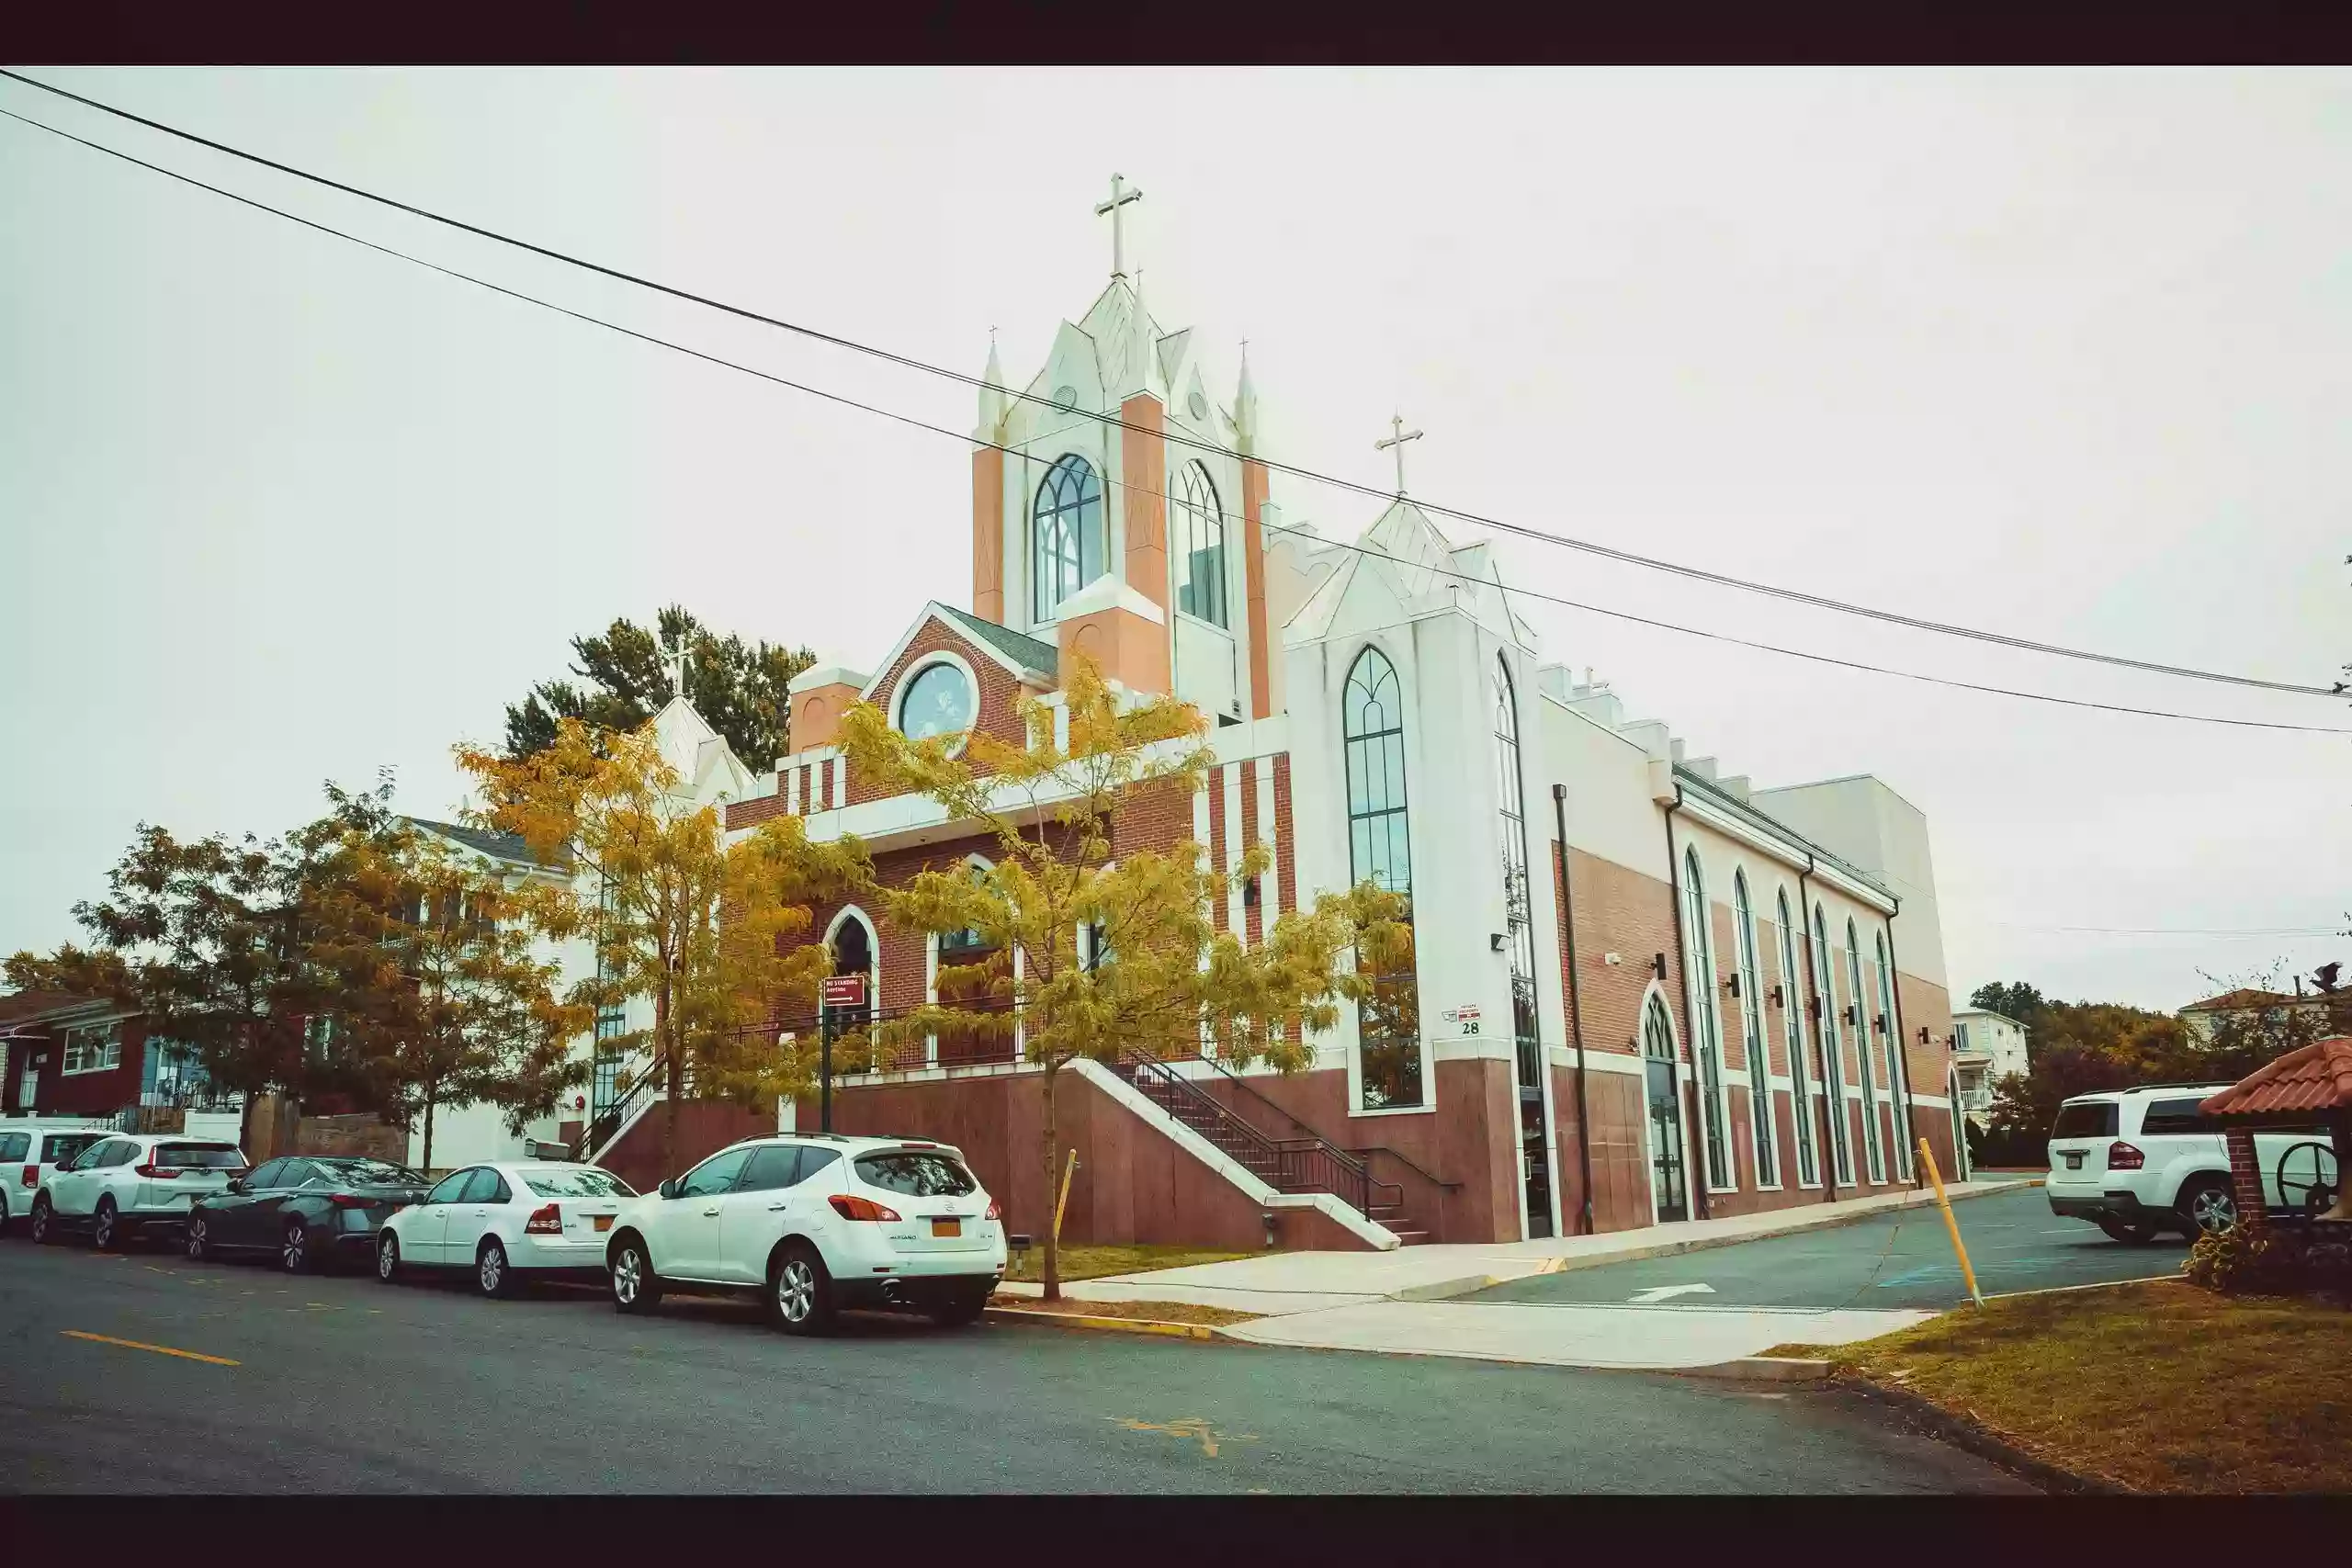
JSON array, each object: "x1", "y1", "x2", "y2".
[
  {"x1": 1919, "y1": 1138, "x2": 1984, "y2": 1307},
  {"x1": 1051, "y1": 1148, "x2": 1080, "y2": 1249}
]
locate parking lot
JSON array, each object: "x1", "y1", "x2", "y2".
[
  {"x1": 0, "y1": 1234, "x2": 2031, "y2": 1494},
  {"x1": 1472, "y1": 1185, "x2": 2189, "y2": 1312}
]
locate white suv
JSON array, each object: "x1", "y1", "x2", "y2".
[
  {"x1": 29, "y1": 1132, "x2": 248, "y2": 1248},
  {"x1": 0, "y1": 1122, "x2": 109, "y2": 1234},
  {"x1": 2045, "y1": 1085, "x2": 2339, "y2": 1241},
  {"x1": 605, "y1": 1134, "x2": 1006, "y2": 1334}
]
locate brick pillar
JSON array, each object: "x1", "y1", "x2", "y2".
[{"x1": 2225, "y1": 1126, "x2": 2267, "y2": 1234}]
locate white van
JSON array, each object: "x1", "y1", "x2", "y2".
[{"x1": 2045, "y1": 1084, "x2": 2339, "y2": 1240}]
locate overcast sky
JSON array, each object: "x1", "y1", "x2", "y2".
[{"x1": 2, "y1": 68, "x2": 2345, "y2": 1011}]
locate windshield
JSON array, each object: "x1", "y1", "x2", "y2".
[
  {"x1": 153, "y1": 1144, "x2": 245, "y2": 1169},
  {"x1": 854, "y1": 1151, "x2": 978, "y2": 1197},
  {"x1": 520, "y1": 1167, "x2": 637, "y2": 1199},
  {"x1": 311, "y1": 1157, "x2": 428, "y2": 1187}
]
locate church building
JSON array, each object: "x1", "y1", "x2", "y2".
[{"x1": 596, "y1": 179, "x2": 1965, "y2": 1250}]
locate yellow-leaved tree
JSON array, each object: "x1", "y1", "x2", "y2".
[
  {"x1": 838, "y1": 654, "x2": 1407, "y2": 1299},
  {"x1": 455, "y1": 717, "x2": 868, "y2": 1175}
]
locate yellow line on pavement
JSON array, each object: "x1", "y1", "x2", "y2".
[{"x1": 62, "y1": 1330, "x2": 240, "y2": 1368}]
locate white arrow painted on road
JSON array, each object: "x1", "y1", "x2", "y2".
[{"x1": 1628, "y1": 1282, "x2": 1716, "y2": 1304}]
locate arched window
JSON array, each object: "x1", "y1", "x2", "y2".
[
  {"x1": 1680, "y1": 848, "x2": 1731, "y2": 1190},
  {"x1": 1734, "y1": 873, "x2": 1776, "y2": 1188},
  {"x1": 1847, "y1": 918, "x2": 1884, "y2": 1182},
  {"x1": 934, "y1": 860, "x2": 1012, "y2": 1068},
  {"x1": 1343, "y1": 647, "x2": 1419, "y2": 1110},
  {"x1": 1171, "y1": 460, "x2": 1227, "y2": 627},
  {"x1": 1492, "y1": 658, "x2": 1551, "y2": 1235},
  {"x1": 1875, "y1": 930, "x2": 1912, "y2": 1179},
  {"x1": 1776, "y1": 890, "x2": 1817, "y2": 1186},
  {"x1": 1814, "y1": 904, "x2": 1854, "y2": 1187},
  {"x1": 1032, "y1": 454, "x2": 1104, "y2": 623}
]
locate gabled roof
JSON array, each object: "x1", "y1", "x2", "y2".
[
  {"x1": 2180, "y1": 987, "x2": 2304, "y2": 1014},
  {"x1": 0, "y1": 990, "x2": 111, "y2": 1030},
  {"x1": 861, "y1": 603, "x2": 1058, "y2": 705},
  {"x1": 2199, "y1": 1037, "x2": 2352, "y2": 1120},
  {"x1": 406, "y1": 817, "x2": 558, "y2": 869}
]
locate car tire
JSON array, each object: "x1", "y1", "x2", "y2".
[
  {"x1": 92, "y1": 1198, "x2": 119, "y2": 1252},
  {"x1": 930, "y1": 1281, "x2": 993, "y2": 1328},
  {"x1": 476, "y1": 1238, "x2": 520, "y2": 1300},
  {"x1": 280, "y1": 1218, "x2": 313, "y2": 1274},
  {"x1": 609, "y1": 1234, "x2": 662, "y2": 1314},
  {"x1": 377, "y1": 1232, "x2": 403, "y2": 1283},
  {"x1": 766, "y1": 1242, "x2": 835, "y2": 1336},
  {"x1": 186, "y1": 1213, "x2": 211, "y2": 1262},
  {"x1": 2096, "y1": 1217, "x2": 2162, "y2": 1245},
  {"x1": 2179, "y1": 1177, "x2": 2237, "y2": 1237},
  {"x1": 29, "y1": 1195, "x2": 56, "y2": 1246}
]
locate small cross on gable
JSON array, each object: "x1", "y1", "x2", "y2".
[
  {"x1": 1095, "y1": 174, "x2": 1144, "y2": 280},
  {"x1": 1375, "y1": 412, "x2": 1424, "y2": 497}
]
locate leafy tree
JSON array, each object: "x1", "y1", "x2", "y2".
[
  {"x1": 1968, "y1": 980, "x2": 2047, "y2": 1028},
  {"x1": 838, "y1": 655, "x2": 1408, "y2": 1300},
  {"x1": 2179, "y1": 958, "x2": 2352, "y2": 1088},
  {"x1": 315, "y1": 820, "x2": 594, "y2": 1170},
  {"x1": 457, "y1": 716, "x2": 865, "y2": 1175},
  {"x1": 503, "y1": 606, "x2": 814, "y2": 772}
]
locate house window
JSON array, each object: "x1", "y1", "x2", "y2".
[
  {"x1": 1032, "y1": 454, "x2": 1104, "y2": 623},
  {"x1": 1171, "y1": 460, "x2": 1227, "y2": 627},
  {"x1": 1734, "y1": 873, "x2": 1776, "y2": 1187},
  {"x1": 1343, "y1": 646, "x2": 1420, "y2": 1111},
  {"x1": 1679, "y1": 849, "x2": 1731, "y2": 1190},
  {"x1": 62, "y1": 1022, "x2": 123, "y2": 1076},
  {"x1": 1777, "y1": 891, "x2": 1817, "y2": 1186}
]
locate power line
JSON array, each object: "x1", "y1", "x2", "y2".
[
  {"x1": 2, "y1": 65, "x2": 2337, "y2": 705},
  {"x1": 7, "y1": 101, "x2": 2351, "y2": 741},
  {"x1": 1984, "y1": 923, "x2": 2348, "y2": 939}
]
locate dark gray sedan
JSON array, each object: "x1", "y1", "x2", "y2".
[{"x1": 186, "y1": 1155, "x2": 431, "y2": 1273}]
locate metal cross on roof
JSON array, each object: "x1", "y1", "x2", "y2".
[
  {"x1": 1095, "y1": 174, "x2": 1144, "y2": 280},
  {"x1": 662, "y1": 643, "x2": 690, "y2": 702},
  {"x1": 1375, "y1": 412, "x2": 1424, "y2": 497}
]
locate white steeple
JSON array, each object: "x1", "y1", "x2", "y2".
[
  {"x1": 1233, "y1": 340, "x2": 1260, "y2": 454},
  {"x1": 977, "y1": 329, "x2": 1008, "y2": 438}
]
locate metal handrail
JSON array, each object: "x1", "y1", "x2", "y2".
[
  {"x1": 1121, "y1": 1050, "x2": 1398, "y2": 1221},
  {"x1": 1349, "y1": 1143, "x2": 1461, "y2": 1192}
]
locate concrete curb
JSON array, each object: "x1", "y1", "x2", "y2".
[
  {"x1": 1673, "y1": 1355, "x2": 1833, "y2": 1383},
  {"x1": 1835, "y1": 1374, "x2": 2120, "y2": 1495},
  {"x1": 1396, "y1": 1179, "x2": 2043, "y2": 1303},
  {"x1": 983, "y1": 1306, "x2": 1223, "y2": 1341}
]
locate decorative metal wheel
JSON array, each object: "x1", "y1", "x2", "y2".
[
  {"x1": 613, "y1": 1247, "x2": 642, "y2": 1304},
  {"x1": 776, "y1": 1258, "x2": 817, "y2": 1324},
  {"x1": 282, "y1": 1223, "x2": 307, "y2": 1271}
]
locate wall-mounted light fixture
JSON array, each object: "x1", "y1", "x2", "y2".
[
  {"x1": 1768, "y1": 985, "x2": 1784, "y2": 1009},
  {"x1": 1722, "y1": 974, "x2": 1741, "y2": 998},
  {"x1": 1843, "y1": 1004, "x2": 1860, "y2": 1027},
  {"x1": 1652, "y1": 953, "x2": 1668, "y2": 981},
  {"x1": 1489, "y1": 932, "x2": 1507, "y2": 953},
  {"x1": 1917, "y1": 1027, "x2": 1931, "y2": 1046}
]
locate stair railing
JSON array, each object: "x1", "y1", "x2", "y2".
[{"x1": 1120, "y1": 1049, "x2": 1396, "y2": 1222}]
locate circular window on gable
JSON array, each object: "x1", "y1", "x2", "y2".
[
  {"x1": 1052, "y1": 384, "x2": 1080, "y2": 412},
  {"x1": 897, "y1": 660, "x2": 977, "y2": 743},
  {"x1": 1187, "y1": 389, "x2": 1208, "y2": 422}
]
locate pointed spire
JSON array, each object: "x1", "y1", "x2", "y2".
[
  {"x1": 1114, "y1": 269, "x2": 1158, "y2": 401},
  {"x1": 1233, "y1": 339, "x2": 1260, "y2": 454},
  {"x1": 977, "y1": 327, "x2": 1007, "y2": 436}
]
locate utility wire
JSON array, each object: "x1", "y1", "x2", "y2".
[
  {"x1": 7, "y1": 102, "x2": 2350, "y2": 740},
  {"x1": 2, "y1": 65, "x2": 2338, "y2": 705}
]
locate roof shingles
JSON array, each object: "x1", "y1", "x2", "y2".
[{"x1": 2200, "y1": 1037, "x2": 2352, "y2": 1120}]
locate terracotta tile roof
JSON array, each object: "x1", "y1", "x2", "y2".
[
  {"x1": 2179, "y1": 987, "x2": 2301, "y2": 1013},
  {"x1": 2199, "y1": 1037, "x2": 2352, "y2": 1119}
]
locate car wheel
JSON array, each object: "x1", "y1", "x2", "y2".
[
  {"x1": 767, "y1": 1242, "x2": 836, "y2": 1336},
  {"x1": 377, "y1": 1232, "x2": 402, "y2": 1283},
  {"x1": 92, "y1": 1198, "x2": 119, "y2": 1251},
  {"x1": 609, "y1": 1235, "x2": 662, "y2": 1314},
  {"x1": 29, "y1": 1195, "x2": 56, "y2": 1246},
  {"x1": 186, "y1": 1213, "x2": 211, "y2": 1261},
  {"x1": 280, "y1": 1219, "x2": 312, "y2": 1274},
  {"x1": 2180, "y1": 1178, "x2": 2236, "y2": 1237},
  {"x1": 2096, "y1": 1217, "x2": 2162, "y2": 1245},
  {"x1": 476, "y1": 1238, "x2": 520, "y2": 1300},
  {"x1": 930, "y1": 1281, "x2": 993, "y2": 1328}
]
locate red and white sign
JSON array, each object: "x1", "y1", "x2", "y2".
[{"x1": 820, "y1": 974, "x2": 868, "y2": 1010}]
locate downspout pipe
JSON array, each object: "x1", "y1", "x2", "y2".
[
  {"x1": 1552, "y1": 784, "x2": 1595, "y2": 1236},
  {"x1": 1797, "y1": 856, "x2": 1839, "y2": 1206},
  {"x1": 1883, "y1": 894, "x2": 1924, "y2": 1189},
  {"x1": 1661, "y1": 784, "x2": 1710, "y2": 1221}
]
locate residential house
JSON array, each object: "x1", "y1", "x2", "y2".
[{"x1": 1950, "y1": 1005, "x2": 2031, "y2": 1128}]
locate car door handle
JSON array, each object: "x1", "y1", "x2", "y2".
[
  {"x1": 702, "y1": 1207, "x2": 721, "y2": 1216},
  {"x1": 766, "y1": 1203, "x2": 790, "y2": 1212}
]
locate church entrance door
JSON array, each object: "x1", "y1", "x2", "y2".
[{"x1": 1643, "y1": 997, "x2": 1689, "y2": 1224}]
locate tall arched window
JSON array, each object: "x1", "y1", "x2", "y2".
[
  {"x1": 1846, "y1": 918, "x2": 1885, "y2": 1182},
  {"x1": 1733, "y1": 873, "x2": 1776, "y2": 1188},
  {"x1": 1875, "y1": 930, "x2": 1912, "y2": 1179},
  {"x1": 1171, "y1": 460, "x2": 1227, "y2": 627},
  {"x1": 1776, "y1": 890, "x2": 1817, "y2": 1186},
  {"x1": 1680, "y1": 848, "x2": 1731, "y2": 1190},
  {"x1": 1814, "y1": 904, "x2": 1854, "y2": 1186},
  {"x1": 1492, "y1": 658, "x2": 1551, "y2": 1235},
  {"x1": 1032, "y1": 454, "x2": 1104, "y2": 623},
  {"x1": 1344, "y1": 647, "x2": 1420, "y2": 1110}
]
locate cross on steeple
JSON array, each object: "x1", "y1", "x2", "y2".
[
  {"x1": 1375, "y1": 412, "x2": 1423, "y2": 497},
  {"x1": 1095, "y1": 174, "x2": 1144, "y2": 280},
  {"x1": 662, "y1": 643, "x2": 691, "y2": 704}
]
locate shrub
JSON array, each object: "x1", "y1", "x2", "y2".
[{"x1": 2187, "y1": 1227, "x2": 2352, "y2": 1298}]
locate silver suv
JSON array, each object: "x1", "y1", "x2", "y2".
[{"x1": 2045, "y1": 1085, "x2": 2338, "y2": 1241}]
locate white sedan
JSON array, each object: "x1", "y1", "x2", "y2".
[{"x1": 375, "y1": 1160, "x2": 635, "y2": 1299}]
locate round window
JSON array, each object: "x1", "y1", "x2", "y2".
[
  {"x1": 1187, "y1": 389, "x2": 1208, "y2": 421},
  {"x1": 898, "y1": 661, "x2": 976, "y2": 742},
  {"x1": 1052, "y1": 384, "x2": 1080, "y2": 412}
]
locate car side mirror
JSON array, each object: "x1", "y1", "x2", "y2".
[
  {"x1": 659, "y1": 1179, "x2": 679, "y2": 1200},
  {"x1": 225, "y1": 1178, "x2": 245, "y2": 1194}
]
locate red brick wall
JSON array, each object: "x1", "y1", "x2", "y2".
[
  {"x1": 1239, "y1": 761, "x2": 1263, "y2": 947},
  {"x1": 1554, "y1": 846, "x2": 1677, "y2": 1068},
  {"x1": 1272, "y1": 754, "x2": 1297, "y2": 917}
]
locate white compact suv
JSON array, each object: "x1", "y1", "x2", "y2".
[
  {"x1": 605, "y1": 1134, "x2": 1006, "y2": 1334},
  {"x1": 28, "y1": 1131, "x2": 248, "y2": 1248},
  {"x1": 2045, "y1": 1085, "x2": 2339, "y2": 1241},
  {"x1": 0, "y1": 1122, "x2": 109, "y2": 1234}
]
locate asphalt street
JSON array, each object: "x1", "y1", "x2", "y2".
[
  {"x1": 0, "y1": 1232, "x2": 2031, "y2": 1494},
  {"x1": 1475, "y1": 1185, "x2": 2188, "y2": 1311}
]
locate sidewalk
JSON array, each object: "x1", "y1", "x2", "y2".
[{"x1": 996, "y1": 1175, "x2": 2035, "y2": 1371}]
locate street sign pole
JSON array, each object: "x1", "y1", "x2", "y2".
[{"x1": 820, "y1": 1006, "x2": 833, "y2": 1134}]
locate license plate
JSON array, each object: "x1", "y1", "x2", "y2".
[
  {"x1": 2064, "y1": 1153, "x2": 2084, "y2": 1169},
  {"x1": 931, "y1": 1218, "x2": 960, "y2": 1238},
  {"x1": 592, "y1": 1214, "x2": 614, "y2": 1233}
]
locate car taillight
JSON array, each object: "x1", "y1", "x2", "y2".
[
  {"x1": 525, "y1": 1203, "x2": 563, "y2": 1235},
  {"x1": 134, "y1": 1164, "x2": 180, "y2": 1179},
  {"x1": 19, "y1": 1166, "x2": 35, "y2": 1188},
  {"x1": 829, "y1": 1194, "x2": 901, "y2": 1223},
  {"x1": 985, "y1": 1199, "x2": 1001, "y2": 1221},
  {"x1": 2108, "y1": 1141, "x2": 2144, "y2": 1170},
  {"x1": 327, "y1": 1193, "x2": 371, "y2": 1209}
]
